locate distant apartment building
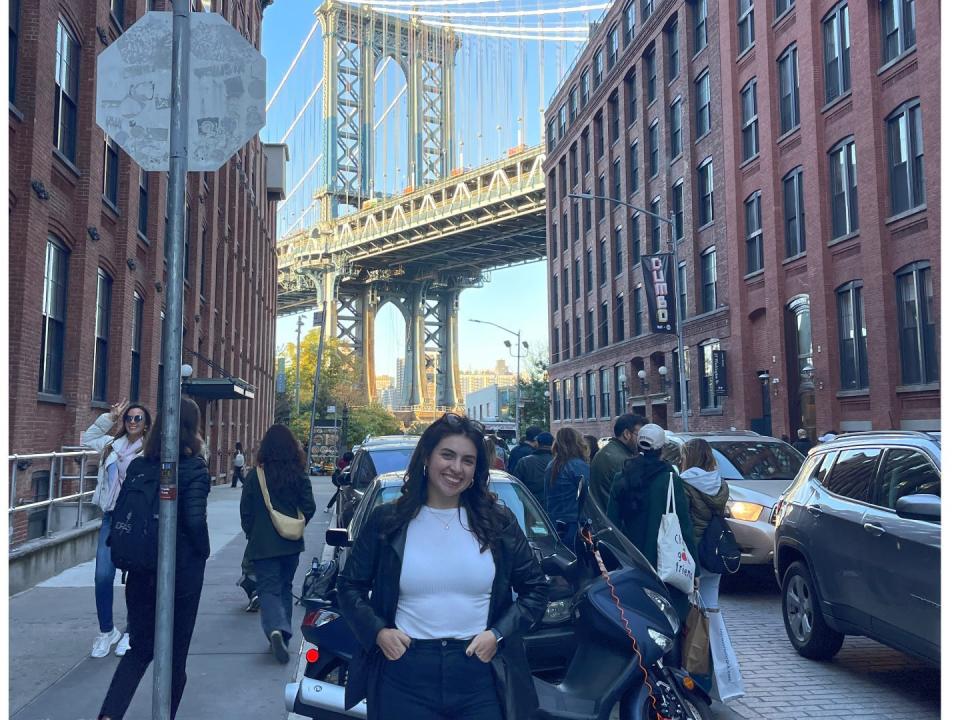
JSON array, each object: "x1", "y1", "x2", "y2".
[
  {"x1": 465, "y1": 385, "x2": 517, "y2": 422},
  {"x1": 544, "y1": 0, "x2": 939, "y2": 438}
]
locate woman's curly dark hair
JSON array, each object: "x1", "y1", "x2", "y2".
[
  {"x1": 256, "y1": 424, "x2": 307, "y2": 492},
  {"x1": 381, "y1": 414, "x2": 508, "y2": 554}
]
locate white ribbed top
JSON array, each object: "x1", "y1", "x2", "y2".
[{"x1": 395, "y1": 506, "x2": 495, "y2": 640}]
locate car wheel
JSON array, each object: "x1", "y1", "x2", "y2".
[{"x1": 781, "y1": 560, "x2": 844, "y2": 660}]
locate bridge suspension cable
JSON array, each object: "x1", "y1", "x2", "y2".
[
  {"x1": 266, "y1": 20, "x2": 319, "y2": 113},
  {"x1": 365, "y1": 3, "x2": 609, "y2": 18},
  {"x1": 280, "y1": 79, "x2": 324, "y2": 144}
]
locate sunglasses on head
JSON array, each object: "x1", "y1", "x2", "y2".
[
  {"x1": 440, "y1": 413, "x2": 485, "y2": 434},
  {"x1": 124, "y1": 414, "x2": 144, "y2": 423}
]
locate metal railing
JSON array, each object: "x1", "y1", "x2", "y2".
[{"x1": 9, "y1": 448, "x2": 100, "y2": 549}]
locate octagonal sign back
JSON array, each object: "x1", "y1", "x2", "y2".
[{"x1": 96, "y1": 11, "x2": 266, "y2": 171}]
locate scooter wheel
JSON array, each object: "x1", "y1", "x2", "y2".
[{"x1": 641, "y1": 692, "x2": 713, "y2": 720}]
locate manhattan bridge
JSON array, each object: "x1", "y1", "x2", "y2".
[{"x1": 266, "y1": 0, "x2": 606, "y2": 417}]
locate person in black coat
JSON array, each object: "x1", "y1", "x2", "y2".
[
  {"x1": 792, "y1": 428, "x2": 813, "y2": 456},
  {"x1": 98, "y1": 398, "x2": 211, "y2": 720},
  {"x1": 506, "y1": 426, "x2": 540, "y2": 474},
  {"x1": 240, "y1": 424, "x2": 316, "y2": 663},
  {"x1": 337, "y1": 413, "x2": 549, "y2": 720},
  {"x1": 513, "y1": 431, "x2": 554, "y2": 509}
]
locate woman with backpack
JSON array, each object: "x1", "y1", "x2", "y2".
[
  {"x1": 543, "y1": 427, "x2": 590, "y2": 551},
  {"x1": 97, "y1": 397, "x2": 211, "y2": 720},
  {"x1": 679, "y1": 439, "x2": 744, "y2": 702},
  {"x1": 231, "y1": 442, "x2": 246, "y2": 487},
  {"x1": 81, "y1": 399, "x2": 152, "y2": 659},
  {"x1": 240, "y1": 424, "x2": 317, "y2": 663}
]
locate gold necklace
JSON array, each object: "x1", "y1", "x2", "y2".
[{"x1": 423, "y1": 506, "x2": 458, "y2": 531}]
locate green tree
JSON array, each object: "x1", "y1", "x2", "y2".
[
  {"x1": 344, "y1": 404, "x2": 403, "y2": 447},
  {"x1": 519, "y1": 352, "x2": 550, "y2": 430}
]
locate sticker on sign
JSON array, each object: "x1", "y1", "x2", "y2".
[{"x1": 96, "y1": 11, "x2": 266, "y2": 171}]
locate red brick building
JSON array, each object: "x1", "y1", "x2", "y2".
[
  {"x1": 9, "y1": 0, "x2": 285, "y2": 541},
  {"x1": 544, "y1": 0, "x2": 939, "y2": 439}
]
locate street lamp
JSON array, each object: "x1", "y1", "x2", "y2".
[
  {"x1": 468, "y1": 318, "x2": 528, "y2": 441},
  {"x1": 570, "y1": 192, "x2": 689, "y2": 431},
  {"x1": 658, "y1": 365, "x2": 669, "y2": 396}
]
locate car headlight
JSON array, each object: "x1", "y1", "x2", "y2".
[
  {"x1": 543, "y1": 598, "x2": 573, "y2": 624},
  {"x1": 726, "y1": 501, "x2": 764, "y2": 522},
  {"x1": 648, "y1": 628, "x2": 674, "y2": 652},
  {"x1": 644, "y1": 588, "x2": 679, "y2": 634}
]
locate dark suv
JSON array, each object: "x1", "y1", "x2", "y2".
[{"x1": 773, "y1": 431, "x2": 940, "y2": 664}]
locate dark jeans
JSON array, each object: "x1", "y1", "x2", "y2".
[
  {"x1": 99, "y1": 562, "x2": 205, "y2": 719},
  {"x1": 253, "y1": 554, "x2": 299, "y2": 643},
  {"x1": 380, "y1": 638, "x2": 504, "y2": 720},
  {"x1": 95, "y1": 511, "x2": 117, "y2": 633},
  {"x1": 231, "y1": 467, "x2": 243, "y2": 487}
]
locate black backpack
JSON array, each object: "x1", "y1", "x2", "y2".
[
  {"x1": 697, "y1": 513, "x2": 741, "y2": 575},
  {"x1": 108, "y1": 459, "x2": 160, "y2": 574}
]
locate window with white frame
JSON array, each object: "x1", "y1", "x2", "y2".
[
  {"x1": 887, "y1": 100, "x2": 925, "y2": 215},
  {"x1": 783, "y1": 167, "x2": 806, "y2": 256},
  {"x1": 93, "y1": 269, "x2": 113, "y2": 402},
  {"x1": 745, "y1": 191, "x2": 763, "y2": 273},
  {"x1": 881, "y1": 0, "x2": 916, "y2": 65},
  {"x1": 39, "y1": 237, "x2": 69, "y2": 395},
  {"x1": 836, "y1": 280, "x2": 869, "y2": 390},
  {"x1": 701, "y1": 247, "x2": 717, "y2": 313},
  {"x1": 829, "y1": 137, "x2": 859, "y2": 238},
  {"x1": 54, "y1": 18, "x2": 80, "y2": 162},
  {"x1": 778, "y1": 45, "x2": 800, "y2": 134},
  {"x1": 695, "y1": 71, "x2": 710, "y2": 137},
  {"x1": 697, "y1": 158, "x2": 714, "y2": 227},
  {"x1": 738, "y1": 0, "x2": 754, "y2": 53},
  {"x1": 741, "y1": 79, "x2": 759, "y2": 161},
  {"x1": 895, "y1": 261, "x2": 938, "y2": 385},
  {"x1": 823, "y1": 2, "x2": 851, "y2": 103}
]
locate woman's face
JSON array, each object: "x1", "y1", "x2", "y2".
[
  {"x1": 123, "y1": 406, "x2": 149, "y2": 441},
  {"x1": 424, "y1": 433, "x2": 479, "y2": 507}
]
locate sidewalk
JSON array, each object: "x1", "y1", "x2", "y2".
[{"x1": 10, "y1": 478, "x2": 337, "y2": 720}]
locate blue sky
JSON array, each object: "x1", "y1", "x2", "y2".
[{"x1": 263, "y1": 1, "x2": 605, "y2": 375}]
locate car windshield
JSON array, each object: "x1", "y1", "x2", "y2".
[
  {"x1": 369, "y1": 448, "x2": 415, "y2": 475},
  {"x1": 375, "y1": 480, "x2": 554, "y2": 541},
  {"x1": 711, "y1": 441, "x2": 803, "y2": 480}
]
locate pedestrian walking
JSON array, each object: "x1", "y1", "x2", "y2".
[
  {"x1": 589, "y1": 413, "x2": 643, "y2": 510},
  {"x1": 485, "y1": 435, "x2": 506, "y2": 470},
  {"x1": 606, "y1": 423, "x2": 699, "y2": 624},
  {"x1": 231, "y1": 442, "x2": 246, "y2": 487},
  {"x1": 337, "y1": 413, "x2": 549, "y2": 720},
  {"x1": 543, "y1": 428, "x2": 590, "y2": 551},
  {"x1": 240, "y1": 424, "x2": 317, "y2": 663},
  {"x1": 792, "y1": 428, "x2": 813, "y2": 455},
  {"x1": 513, "y1": 431, "x2": 553, "y2": 509},
  {"x1": 506, "y1": 426, "x2": 540, "y2": 474},
  {"x1": 81, "y1": 399, "x2": 152, "y2": 659},
  {"x1": 680, "y1": 439, "x2": 745, "y2": 702},
  {"x1": 97, "y1": 398, "x2": 211, "y2": 720},
  {"x1": 583, "y1": 434, "x2": 600, "y2": 461}
]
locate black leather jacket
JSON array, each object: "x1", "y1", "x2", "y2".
[{"x1": 337, "y1": 502, "x2": 549, "y2": 720}]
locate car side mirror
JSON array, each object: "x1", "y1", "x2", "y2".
[
  {"x1": 895, "y1": 494, "x2": 940, "y2": 523},
  {"x1": 326, "y1": 528, "x2": 352, "y2": 547}
]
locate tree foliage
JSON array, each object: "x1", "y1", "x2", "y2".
[
  {"x1": 518, "y1": 351, "x2": 550, "y2": 430},
  {"x1": 344, "y1": 404, "x2": 404, "y2": 447}
]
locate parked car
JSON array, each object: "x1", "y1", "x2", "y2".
[
  {"x1": 773, "y1": 431, "x2": 940, "y2": 664},
  {"x1": 661, "y1": 431, "x2": 805, "y2": 566},
  {"x1": 332, "y1": 436, "x2": 419, "y2": 528},
  {"x1": 329, "y1": 470, "x2": 578, "y2": 675}
]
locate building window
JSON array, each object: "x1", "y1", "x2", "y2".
[
  {"x1": 609, "y1": 93, "x2": 620, "y2": 141},
  {"x1": 570, "y1": 145, "x2": 579, "y2": 188},
  {"x1": 547, "y1": 119, "x2": 556, "y2": 153},
  {"x1": 694, "y1": 0, "x2": 707, "y2": 53},
  {"x1": 650, "y1": 197, "x2": 662, "y2": 253},
  {"x1": 881, "y1": 0, "x2": 916, "y2": 64},
  {"x1": 586, "y1": 249, "x2": 594, "y2": 292},
  {"x1": 93, "y1": 269, "x2": 113, "y2": 402},
  {"x1": 673, "y1": 347, "x2": 691, "y2": 413},
  {"x1": 896, "y1": 261, "x2": 938, "y2": 385},
  {"x1": 648, "y1": 121, "x2": 659, "y2": 178},
  {"x1": 562, "y1": 267, "x2": 570, "y2": 306},
  {"x1": 103, "y1": 135, "x2": 120, "y2": 206},
  {"x1": 600, "y1": 301, "x2": 609, "y2": 346},
  {"x1": 887, "y1": 100, "x2": 925, "y2": 215},
  {"x1": 607, "y1": 27, "x2": 619, "y2": 68},
  {"x1": 574, "y1": 374, "x2": 584, "y2": 418},
  {"x1": 615, "y1": 226, "x2": 624, "y2": 275},
  {"x1": 562, "y1": 211, "x2": 569, "y2": 250},
  {"x1": 678, "y1": 262, "x2": 688, "y2": 321},
  {"x1": 823, "y1": 3, "x2": 851, "y2": 103},
  {"x1": 737, "y1": 0, "x2": 754, "y2": 54},
  {"x1": 701, "y1": 247, "x2": 717, "y2": 313},
  {"x1": 666, "y1": 20, "x2": 679, "y2": 81},
  {"x1": 587, "y1": 371, "x2": 597, "y2": 418},
  {"x1": 612, "y1": 158, "x2": 622, "y2": 201},
  {"x1": 563, "y1": 322, "x2": 571, "y2": 360},
  {"x1": 548, "y1": 172, "x2": 557, "y2": 206},
  {"x1": 783, "y1": 167, "x2": 806, "y2": 256},
  {"x1": 559, "y1": 159, "x2": 568, "y2": 198},
  {"x1": 633, "y1": 287, "x2": 644, "y2": 336},
  {"x1": 553, "y1": 381, "x2": 561, "y2": 421},
  {"x1": 829, "y1": 138, "x2": 859, "y2": 238},
  {"x1": 672, "y1": 180, "x2": 684, "y2": 241},
  {"x1": 581, "y1": 129, "x2": 590, "y2": 183},
  {"x1": 575, "y1": 317, "x2": 583, "y2": 356},
  {"x1": 697, "y1": 158, "x2": 714, "y2": 227},
  {"x1": 599, "y1": 239, "x2": 608, "y2": 285},
  {"x1": 550, "y1": 222, "x2": 558, "y2": 259},
  {"x1": 600, "y1": 368, "x2": 612, "y2": 418},
  {"x1": 836, "y1": 281, "x2": 869, "y2": 390},
  {"x1": 741, "y1": 79, "x2": 759, "y2": 162},
  {"x1": 110, "y1": 0, "x2": 125, "y2": 27},
  {"x1": 695, "y1": 71, "x2": 710, "y2": 138},
  {"x1": 629, "y1": 141, "x2": 640, "y2": 194},
  {"x1": 630, "y1": 212, "x2": 641, "y2": 260},
  {"x1": 644, "y1": 45, "x2": 656, "y2": 102},
  {"x1": 568, "y1": 91, "x2": 578, "y2": 127},
  {"x1": 597, "y1": 175, "x2": 606, "y2": 219},
  {"x1": 745, "y1": 191, "x2": 763, "y2": 274},
  {"x1": 574, "y1": 258, "x2": 582, "y2": 299},
  {"x1": 777, "y1": 0, "x2": 796, "y2": 16},
  {"x1": 39, "y1": 237, "x2": 69, "y2": 395},
  {"x1": 54, "y1": 18, "x2": 81, "y2": 162},
  {"x1": 10, "y1": 0, "x2": 20, "y2": 103},
  {"x1": 778, "y1": 45, "x2": 800, "y2": 135},
  {"x1": 552, "y1": 274, "x2": 559, "y2": 311},
  {"x1": 580, "y1": 70, "x2": 590, "y2": 108},
  {"x1": 593, "y1": 48, "x2": 604, "y2": 87},
  {"x1": 130, "y1": 291, "x2": 144, "y2": 401},
  {"x1": 700, "y1": 341, "x2": 721, "y2": 409},
  {"x1": 615, "y1": 294, "x2": 625, "y2": 342},
  {"x1": 626, "y1": 71, "x2": 638, "y2": 125},
  {"x1": 595, "y1": 112, "x2": 605, "y2": 158},
  {"x1": 623, "y1": 1, "x2": 636, "y2": 44},
  {"x1": 615, "y1": 364, "x2": 627, "y2": 415},
  {"x1": 138, "y1": 170, "x2": 149, "y2": 237},
  {"x1": 552, "y1": 327, "x2": 560, "y2": 363},
  {"x1": 584, "y1": 186, "x2": 592, "y2": 227},
  {"x1": 641, "y1": 0, "x2": 654, "y2": 22},
  {"x1": 572, "y1": 203, "x2": 580, "y2": 242},
  {"x1": 586, "y1": 310, "x2": 595, "y2": 352},
  {"x1": 670, "y1": 97, "x2": 682, "y2": 159}
]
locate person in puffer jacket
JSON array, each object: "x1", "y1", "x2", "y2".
[{"x1": 680, "y1": 438, "x2": 744, "y2": 702}]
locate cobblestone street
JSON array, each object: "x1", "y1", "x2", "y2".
[{"x1": 718, "y1": 569, "x2": 940, "y2": 720}]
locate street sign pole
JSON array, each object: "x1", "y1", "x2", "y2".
[{"x1": 154, "y1": 1, "x2": 190, "y2": 717}]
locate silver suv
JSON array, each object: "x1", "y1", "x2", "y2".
[{"x1": 773, "y1": 431, "x2": 940, "y2": 664}]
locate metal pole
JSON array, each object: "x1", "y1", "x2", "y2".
[
  {"x1": 514, "y1": 332, "x2": 521, "y2": 442},
  {"x1": 306, "y1": 304, "x2": 326, "y2": 470},
  {"x1": 671, "y1": 215, "x2": 690, "y2": 432},
  {"x1": 295, "y1": 315, "x2": 304, "y2": 415},
  {"x1": 154, "y1": 2, "x2": 190, "y2": 717}
]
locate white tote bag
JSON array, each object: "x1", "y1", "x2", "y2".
[{"x1": 656, "y1": 474, "x2": 696, "y2": 594}]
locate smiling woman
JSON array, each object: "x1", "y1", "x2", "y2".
[{"x1": 336, "y1": 412, "x2": 549, "y2": 720}]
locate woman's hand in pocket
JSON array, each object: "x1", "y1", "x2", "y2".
[{"x1": 376, "y1": 628, "x2": 411, "y2": 660}]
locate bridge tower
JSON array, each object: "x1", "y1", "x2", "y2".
[{"x1": 316, "y1": 0, "x2": 459, "y2": 221}]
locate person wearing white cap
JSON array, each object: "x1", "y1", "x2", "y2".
[{"x1": 606, "y1": 424, "x2": 700, "y2": 626}]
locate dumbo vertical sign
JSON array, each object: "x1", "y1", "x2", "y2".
[{"x1": 641, "y1": 254, "x2": 677, "y2": 334}]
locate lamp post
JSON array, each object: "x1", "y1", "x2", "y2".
[
  {"x1": 468, "y1": 318, "x2": 528, "y2": 441},
  {"x1": 570, "y1": 193, "x2": 689, "y2": 432}
]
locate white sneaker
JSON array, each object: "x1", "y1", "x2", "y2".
[
  {"x1": 91, "y1": 627, "x2": 122, "y2": 658},
  {"x1": 115, "y1": 633, "x2": 131, "y2": 656}
]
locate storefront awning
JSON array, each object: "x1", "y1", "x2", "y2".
[{"x1": 182, "y1": 378, "x2": 255, "y2": 400}]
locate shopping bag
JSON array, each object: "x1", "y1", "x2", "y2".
[
  {"x1": 706, "y1": 606, "x2": 745, "y2": 702},
  {"x1": 682, "y1": 593, "x2": 711, "y2": 676},
  {"x1": 656, "y1": 474, "x2": 696, "y2": 594}
]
